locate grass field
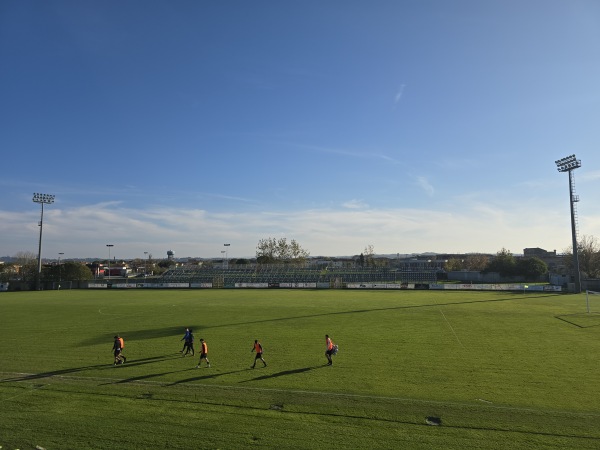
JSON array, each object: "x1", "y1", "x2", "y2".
[{"x1": 1, "y1": 289, "x2": 599, "y2": 449}]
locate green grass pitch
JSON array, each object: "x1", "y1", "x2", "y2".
[{"x1": 1, "y1": 289, "x2": 599, "y2": 449}]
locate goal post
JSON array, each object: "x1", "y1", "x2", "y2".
[
  {"x1": 52, "y1": 281, "x2": 72, "y2": 290},
  {"x1": 585, "y1": 290, "x2": 600, "y2": 314}
]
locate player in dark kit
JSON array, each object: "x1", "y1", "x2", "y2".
[
  {"x1": 180, "y1": 328, "x2": 191, "y2": 354},
  {"x1": 183, "y1": 329, "x2": 195, "y2": 357}
]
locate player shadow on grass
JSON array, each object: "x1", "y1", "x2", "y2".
[
  {"x1": 103, "y1": 367, "x2": 194, "y2": 385},
  {"x1": 240, "y1": 365, "x2": 324, "y2": 383},
  {"x1": 167, "y1": 368, "x2": 251, "y2": 385},
  {"x1": 99, "y1": 354, "x2": 181, "y2": 371},
  {"x1": 0, "y1": 354, "x2": 179, "y2": 383}
]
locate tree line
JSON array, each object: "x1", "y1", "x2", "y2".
[
  {"x1": 444, "y1": 234, "x2": 600, "y2": 279},
  {"x1": 444, "y1": 249, "x2": 548, "y2": 279},
  {"x1": 3, "y1": 234, "x2": 600, "y2": 283}
]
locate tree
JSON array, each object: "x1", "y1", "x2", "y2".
[
  {"x1": 256, "y1": 238, "x2": 277, "y2": 262},
  {"x1": 13, "y1": 251, "x2": 38, "y2": 283},
  {"x1": 43, "y1": 262, "x2": 94, "y2": 282},
  {"x1": 157, "y1": 259, "x2": 177, "y2": 269},
  {"x1": 0, "y1": 262, "x2": 17, "y2": 282},
  {"x1": 289, "y1": 239, "x2": 310, "y2": 261},
  {"x1": 14, "y1": 251, "x2": 37, "y2": 266},
  {"x1": 485, "y1": 248, "x2": 516, "y2": 276},
  {"x1": 516, "y1": 257, "x2": 548, "y2": 280},
  {"x1": 464, "y1": 254, "x2": 489, "y2": 271},
  {"x1": 363, "y1": 245, "x2": 374, "y2": 267},
  {"x1": 563, "y1": 234, "x2": 600, "y2": 278},
  {"x1": 256, "y1": 238, "x2": 310, "y2": 264},
  {"x1": 256, "y1": 254, "x2": 276, "y2": 264},
  {"x1": 444, "y1": 258, "x2": 464, "y2": 271},
  {"x1": 358, "y1": 253, "x2": 365, "y2": 267}
]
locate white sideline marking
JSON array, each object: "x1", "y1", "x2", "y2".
[
  {"x1": 429, "y1": 296, "x2": 466, "y2": 349},
  {"x1": 2, "y1": 382, "x2": 45, "y2": 401},
  {"x1": 2, "y1": 371, "x2": 599, "y2": 419},
  {"x1": 438, "y1": 309, "x2": 466, "y2": 349}
]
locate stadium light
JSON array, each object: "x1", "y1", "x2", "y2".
[
  {"x1": 58, "y1": 252, "x2": 64, "y2": 285},
  {"x1": 555, "y1": 154, "x2": 581, "y2": 172},
  {"x1": 106, "y1": 244, "x2": 114, "y2": 280},
  {"x1": 32, "y1": 192, "x2": 55, "y2": 290},
  {"x1": 224, "y1": 243, "x2": 230, "y2": 269},
  {"x1": 555, "y1": 154, "x2": 582, "y2": 293},
  {"x1": 144, "y1": 251, "x2": 148, "y2": 276}
]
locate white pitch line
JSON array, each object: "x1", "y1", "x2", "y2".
[
  {"x1": 1, "y1": 382, "x2": 45, "y2": 402},
  {"x1": 438, "y1": 309, "x2": 466, "y2": 349}
]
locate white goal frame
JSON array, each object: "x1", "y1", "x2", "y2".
[
  {"x1": 585, "y1": 290, "x2": 600, "y2": 314},
  {"x1": 52, "y1": 281, "x2": 73, "y2": 290}
]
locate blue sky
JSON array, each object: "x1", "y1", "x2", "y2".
[{"x1": 1, "y1": 1, "x2": 600, "y2": 260}]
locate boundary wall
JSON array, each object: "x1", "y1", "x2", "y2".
[
  {"x1": 431, "y1": 284, "x2": 561, "y2": 292},
  {"x1": 86, "y1": 282, "x2": 562, "y2": 292}
]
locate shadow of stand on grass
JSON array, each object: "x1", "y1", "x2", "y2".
[{"x1": 0, "y1": 354, "x2": 180, "y2": 383}]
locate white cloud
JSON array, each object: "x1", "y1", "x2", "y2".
[
  {"x1": 342, "y1": 199, "x2": 369, "y2": 209},
  {"x1": 580, "y1": 169, "x2": 600, "y2": 182},
  {"x1": 394, "y1": 83, "x2": 406, "y2": 105},
  {"x1": 282, "y1": 142, "x2": 401, "y2": 164},
  {"x1": 0, "y1": 199, "x2": 588, "y2": 259},
  {"x1": 416, "y1": 176, "x2": 434, "y2": 196}
]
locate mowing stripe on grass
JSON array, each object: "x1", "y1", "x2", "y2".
[{"x1": 3, "y1": 371, "x2": 600, "y2": 420}]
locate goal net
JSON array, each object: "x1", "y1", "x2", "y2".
[
  {"x1": 585, "y1": 290, "x2": 600, "y2": 314},
  {"x1": 52, "y1": 281, "x2": 73, "y2": 290}
]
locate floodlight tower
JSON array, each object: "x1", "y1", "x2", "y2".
[
  {"x1": 224, "y1": 243, "x2": 230, "y2": 269},
  {"x1": 555, "y1": 154, "x2": 582, "y2": 293},
  {"x1": 32, "y1": 193, "x2": 55, "y2": 290},
  {"x1": 58, "y1": 252, "x2": 64, "y2": 284},
  {"x1": 106, "y1": 244, "x2": 114, "y2": 280}
]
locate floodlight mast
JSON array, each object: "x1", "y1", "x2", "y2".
[
  {"x1": 32, "y1": 193, "x2": 55, "y2": 291},
  {"x1": 224, "y1": 243, "x2": 230, "y2": 269},
  {"x1": 106, "y1": 244, "x2": 114, "y2": 281},
  {"x1": 58, "y1": 252, "x2": 64, "y2": 284},
  {"x1": 555, "y1": 154, "x2": 582, "y2": 293}
]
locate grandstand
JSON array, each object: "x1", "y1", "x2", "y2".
[{"x1": 159, "y1": 265, "x2": 438, "y2": 287}]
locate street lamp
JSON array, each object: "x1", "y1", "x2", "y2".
[
  {"x1": 555, "y1": 154, "x2": 582, "y2": 293},
  {"x1": 224, "y1": 243, "x2": 230, "y2": 269},
  {"x1": 106, "y1": 244, "x2": 114, "y2": 280},
  {"x1": 144, "y1": 251, "x2": 148, "y2": 276},
  {"x1": 32, "y1": 193, "x2": 55, "y2": 290},
  {"x1": 58, "y1": 252, "x2": 64, "y2": 285}
]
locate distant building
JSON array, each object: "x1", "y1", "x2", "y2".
[
  {"x1": 523, "y1": 248, "x2": 565, "y2": 273},
  {"x1": 524, "y1": 248, "x2": 557, "y2": 258},
  {"x1": 167, "y1": 250, "x2": 174, "y2": 261}
]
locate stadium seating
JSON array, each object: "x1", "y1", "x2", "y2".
[{"x1": 159, "y1": 266, "x2": 438, "y2": 285}]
